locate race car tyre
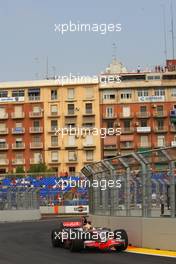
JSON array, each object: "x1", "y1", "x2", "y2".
[
  {"x1": 51, "y1": 228, "x2": 62, "y2": 248},
  {"x1": 70, "y1": 231, "x2": 84, "y2": 252},
  {"x1": 113, "y1": 229, "x2": 128, "y2": 252}
]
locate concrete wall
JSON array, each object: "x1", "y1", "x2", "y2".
[
  {"x1": 0, "y1": 210, "x2": 41, "y2": 222},
  {"x1": 89, "y1": 214, "x2": 176, "y2": 251}
]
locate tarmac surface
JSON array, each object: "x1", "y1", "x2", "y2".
[{"x1": 0, "y1": 219, "x2": 175, "y2": 264}]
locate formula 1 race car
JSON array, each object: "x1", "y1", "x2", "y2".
[{"x1": 51, "y1": 219, "x2": 128, "y2": 252}]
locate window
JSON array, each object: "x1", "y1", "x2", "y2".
[
  {"x1": 0, "y1": 90, "x2": 8, "y2": 98},
  {"x1": 51, "y1": 136, "x2": 58, "y2": 146},
  {"x1": 103, "y1": 90, "x2": 116, "y2": 100},
  {"x1": 86, "y1": 150, "x2": 93, "y2": 161},
  {"x1": 67, "y1": 88, "x2": 75, "y2": 99},
  {"x1": 138, "y1": 89, "x2": 148, "y2": 97},
  {"x1": 157, "y1": 119, "x2": 164, "y2": 129},
  {"x1": 120, "y1": 90, "x2": 132, "y2": 99},
  {"x1": 156, "y1": 105, "x2": 164, "y2": 114},
  {"x1": 51, "y1": 151, "x2": 58, "y2": 162},
  {"x1": 68, "y1": 151, "x2": 77, "y2": 161},
  {"x1": 85, "y1": 135, "x2": 93, "y2": 146},
  {"x1": 171, "y1": 88, "x2": 176, "y2": 97},
  {"x1": 85, "y1": 87, "x2": 93, "y2": 99},
  {"x1": 68, "y1": 135, "x2": 75, "y2": 146},
  {"x1": 15, "y1": 153, "x2": 23, "y2": 160},
  {"x1": 140, "y1": 136, "x2": 149, "y2": 147},
  {"x1": 51, "y1": 105, "x2": 58, "y2": 115},
  {"x1": 0, "y1": 153, "x2": 6, "y2": 160},
  {"x1": 14, "y1": 105, "x2": 22, "y2": 116},
  {"x1": 154, "y1": 88, "x2": 165, "y2": 96},
  {"x1": 140, "y1": 106, "x2": 147, "y2": 112},
  {"x1": 0, "y1": 107, "x2": 6, "y2": 118},
  {"x1": 106, "y1": 106, "x2": 114, "y2": 117},
  {"x1": 157, "y1": 135, "x2": 165, "y2": 147},
  {"x1": 51, "y1": 89, "x2": 58, "y2": 100},
  {"x1": 140, "y1": 119, "x2": 148, "y2": 127},
  {"x1": 28, "y1": 88, "x2": 40, "y2": 100},
  {"x1": 69, "y1": 166, "x2": 76, "y2": 175},
  {"x1": 51, "y1": 120, "x2": 58, "y2": 131},
  {"x1": 0, "y1": 139, "x2": 6, "y2": 148},
  {"x1": 33, "y1": 105, "x2": 41, "y2": 113},
  {"x1": 34, "y1": 152, "x2": 42, "y2": 163},
  {"x1": 0, "y1": 123, "x2": 6, "y2": 132},
  {"x1": 122, "y1": 106, "x2": 130, "y2": 117},
  {"x1": 147, "y1": 75, "x2": 161, "y2": 80},
  {"x1": 107, "y1": 121, "x2": 114, "y2": 128},
  {"x1": 124, "y1": 120, "x2": 131, "y2": 128},
  {"x1": 85, "y1": 103, "x2": 92, "y2": 114},
  {"x1": 67, "y1": 104, "x2": 74, "y2": 115},
  {"x1": 15, "y1": 138, "x2": 23, "y2": 148},
  {"x1": 12, "y1": 89, "x2": 24, "y2": 97},
  {"x1": 32, "y1": 135, "x2": 41, "y2": 143},
  {"x1": 33, "y1": 120, "x2": 40, "y2": 128}
]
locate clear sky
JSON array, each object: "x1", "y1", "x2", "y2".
[{"x1": 0, "y1": 0, "x2": 175, "y2": 81}]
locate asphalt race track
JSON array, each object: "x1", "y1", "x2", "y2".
[{"x1": 0, "y1": 219, "x2": 175, "y2": 264}]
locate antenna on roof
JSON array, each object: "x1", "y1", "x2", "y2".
[
  {"x1": 46, "y1": 56, "x2": 49, "y2": 79},
  {"x1": 162, "y1": 4, "x2": 168, "y2": 61},
  {"x1": 112, "y1": 42, "x2": 117, "y2": 61},
  {"x1": 170, "y1": 0, "x2": 175, "y2": 59}
]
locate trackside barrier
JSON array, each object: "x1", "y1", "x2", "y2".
[{"x1": 40, "y1": 205, "x2": 89, "y2": 215}]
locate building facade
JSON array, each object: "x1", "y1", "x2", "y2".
[
  {"x1": 100, "y1": 60, "x2": 176, "y2": 171},
  {"x1": 0, "y1": 80, "x2": 101, "y2": 174}
]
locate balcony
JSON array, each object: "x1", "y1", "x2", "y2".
[
  {"x1": 48, "y1": 143, "x2": 60, "y2": 149},
  {"x1": 104, "y1": 145, "x2": 117, "y2": 150},
  {"x1": 136, "y1": 112, "x2": 150, "y2": 118},
  {"x1": 29, "y1": 111, "x2": 43, "y2": 118},
  {"x1": 0, "y1": 128, "x2": 9, "y2": 135},
  {"x1": 12, "y1": 127, "x2": 25, "y2": 134},
  {"x1": 103, "y1": 113, "x2": 117, "y2": 119},
  {"x1": 119, "y1": 113, "x2": 134, "y2": 119},
  {"x1": 120, "y1": 143, "x2": 135, "y2": 149},
  {"x1": 11, "y1": 112, "x2": 25, "y2": 119},
  {"x1": 83, "y1": 110, "x2": 95, "y2": 117},
  {"x1": 153, "y1": 111, "x2": 167, "y2": 118},
  {"x1": 0, "y1": 113, "x2": 8, "y2": 119},
  {"x1": 65, "y1": 144, "x2": 78, "y2": 149},
  {"x1": 65, "y1": 111, "x2": 77, "y2": 117},
  {"x1": 121, "y1": 128, "x2": 134, "y2": 134},
  {"x1": 136, "y1": 127, "x2": 151, "y2": 133},
  {"x1": 12, "y1": 143, "x2": 25, "y2": 150},
  {"x1": 48, "y1": 112, "x2": 60, "y2": 117},
  {"x1": 66, "y1": 159, "x2": 78, "y2": 163},
  {"x1": 83, "y1": 143, "x2": 96, "y2": 149},
  {"x1": 29, "y1": 127, "x2": 43, "y2": 133},
  {"x1": 28, "y1": 96, "x2": 40, "y2": 101},
  {"x1": 12, "y1": 159, "x2": 25, "y2": 165},
  {"x1": 0, "y1": 143, "x2": 9, "y2": 150},
  {"x1": 0, "y1": 159, "x2": 9, "y2": 165},
  {"x1": 30, "y1": 158, "x2": 43, "y2": 164},
  {"x1": 48, "y1": 159, "x2": 60, "y2": 164},
  {"x1": 30, "y1": 142, "x2": 43, "y2": 149},
  {"x1": 171, "y1": 141, "x2": 176, "y2": 147},
  {"x1": 153, "y1": 127, "x2": 168, "y2": 133}
]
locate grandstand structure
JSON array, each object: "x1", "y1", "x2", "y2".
[{"x1": 81, "y1": 147, "x2": 176, "y2": 218}]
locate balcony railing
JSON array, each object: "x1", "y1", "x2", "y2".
[
  {"x1": 120, "y1": 143, "x2": 135, "y2": 149},
  {"x1": 121, "y1": 127, "x2": 134, "y2": 134},
  {"x1": 0, "y1": 113, "x2": 8, "y2": 119},
  {"x1": 171, "y1": 141, "x2": 176, "y2": 147},
  {"x1": 11, "y1": 112, "x2": 25, "y2": 119},
  {"x1": 0, "y1": 143, "x2": 9, "y2": 150},
  {"x1": 12, "y1": 128, "x2": 25, "y2": 134},
  {"x1": 119, "y1": 113, "x2": 134, "y2": 119},
  {"x1": 153, "y1": 127, "x2": 167, "y2": 133},
  {"x1": 136, "y1": 112, "x2": 150, "y2": 118},
  {"x1": 170, "y1": 126, "x2": 176, "y2": 132},
  {"x1": 29, "y1": 127, "x2": 43, "y2": 133},
  {"x1": 136, "y1": 127, "x2": 151, "y2": 133},
  {"x1": 0, "y1": 159, "x2": 9, "y2": 165},
  {"x1": 0, "y1": 128, "x2": 9, "y2": 134},
  {"x1": 12, "y1": 159, "x2": 25, "y2": 165},
  {"x1": 12, "y1": 143, "x2": 25, "y2": 149},
  {"x1": 103, "y1": 113, "x2": 117, "y2": 119},
  {"x1": 153, "y1": 111, "x2": 167, "y2": 117},
  {"x1": 30, "y1": 142, "x2": 43, "y2": 149},
  {"x1": 30, "y1": 158, "x2": 43, "y2": 164},
  {"x1": 28, "y1": 96, "x2": 40, "y2": 101},
  {"x1": 83, "y1": 143, "x2": 96, "y2": 148},
  {"x1": 29, "y1": 111, "x2": 43, "y2": 118},
  {"x1": 48, "y1": 111, "x2": 59, "y2": 117}
]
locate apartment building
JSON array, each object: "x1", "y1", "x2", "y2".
[
  {"x1": 100, "y1": 59, "x2": 176, "y2": 171},
  {"x1": 0, "y1": 80, "x2": 101, "y2": 174}
]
